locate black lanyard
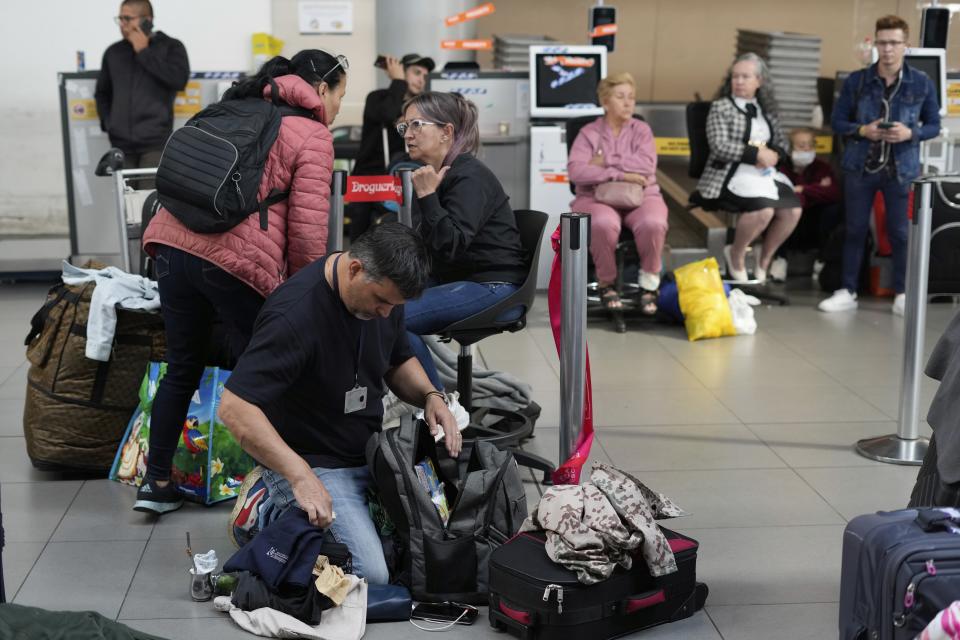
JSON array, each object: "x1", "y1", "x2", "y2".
[{"x1": 331, "y1": 253, "x2": 365, "y2": 387}]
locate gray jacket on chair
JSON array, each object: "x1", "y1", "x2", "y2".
[{"x1": 695, "y1": 96, "x2": 789, "y2": 201}]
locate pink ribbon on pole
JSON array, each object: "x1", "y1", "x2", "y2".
[{"x1": 547, "y1": 224, "x2": 594, "y2": 485}]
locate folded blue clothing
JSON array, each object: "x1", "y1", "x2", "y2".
[{"x1": 225, "y1": 507, "x2": 325, "y2": 590}]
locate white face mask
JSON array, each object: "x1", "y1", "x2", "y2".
[{"x1": 792, "y1": 150, "x2": 815, "y2": 168}]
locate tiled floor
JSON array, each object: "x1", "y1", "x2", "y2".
[{"x1": 1, "y1": 279, "x2": 954, "y2": 639}]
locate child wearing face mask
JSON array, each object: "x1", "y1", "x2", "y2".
[{"x1": 775, "y1": 127, "x2": 842, "y2": 279}]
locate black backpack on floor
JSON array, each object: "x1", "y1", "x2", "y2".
[{"x1": 156, "y1": 82, "x2": 313, "y2": 233}]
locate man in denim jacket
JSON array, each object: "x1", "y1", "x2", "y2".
[{"x1": 820, "y1": 15, "x2": 941, "y2": 315}]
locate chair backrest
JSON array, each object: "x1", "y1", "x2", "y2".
[
  {"x1": 686, "y1": 101, "x2": 712, "y2": 180},
  {"x1": 438, "y1": 209, "x2": 549, "y2": 344},
  {"x1": 565, "y1": 114, "x2": 645, "y2": 195}
]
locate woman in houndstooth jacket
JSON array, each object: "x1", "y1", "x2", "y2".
[{"x1": 691, "y1": 53, "x2": 802, "y2": 283}]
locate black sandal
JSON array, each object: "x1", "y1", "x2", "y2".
[
  {"x1": 600, "y1": 286, "x2": 623, "y2": 310},
  {"x1": 639, "y1": 289, "x2": 659, "y2": 316}
]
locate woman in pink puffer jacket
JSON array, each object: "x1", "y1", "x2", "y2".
[{"x1": 134, "y1": 50, "x2": 348, "y2": 515}]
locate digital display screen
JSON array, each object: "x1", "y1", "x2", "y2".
[
  {"x1": 906, "y1": 54, "x2": 943, "y2": 110},
  {"x1": 533, "y1": 52, "x2": 604, "y2": 109}
]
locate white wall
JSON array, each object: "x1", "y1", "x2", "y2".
[{"x1": 0, "y1": 0, "x2": 272, "y2": 233}]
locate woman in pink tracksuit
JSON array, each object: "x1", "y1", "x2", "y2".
[
  {"x1": 134, "y1": 49, "x2": 348, "y2": 515},
  {"x1": 568, "y1": 72, "x2": 669, "y2": 315}
]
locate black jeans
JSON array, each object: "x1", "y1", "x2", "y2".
[{"x1": 147, "y1": 245, "x2": 264, "y2": 481}]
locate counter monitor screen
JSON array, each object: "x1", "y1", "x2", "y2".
[
  {"x1": 904, "y1": 48, "x2": 946, "y2": 115},
  {"x1": 529, "y1": 45, "x2": 607, "y2": 119}
]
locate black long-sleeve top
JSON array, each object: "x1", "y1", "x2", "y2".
[
  {"x1": 352, "y1": 80, "x2": 408, "y2": 176},
  {"x1": 412, "y1": 153, "x2": 526, "y2": 285},
  {"x1": 94, "y1": 31, "x2": 190, "y2": 154}
]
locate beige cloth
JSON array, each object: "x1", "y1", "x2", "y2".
[
  {"x1": 213, "y1": 574, "x2": 367, "y2": 640},
  {"x1": 312, "y1": 555, "x2": 352, "y2": 606}
]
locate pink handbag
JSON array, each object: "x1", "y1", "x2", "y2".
[{"x1": 595, "y1": 181, "x2": 644, "y2": 209}]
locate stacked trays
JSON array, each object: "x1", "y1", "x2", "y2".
[
  {"x1": 493, "y1": 34, "x2": 556, "y2": 71},
  {"x1": 737, "y1": 30, "x2": 822, "y2": 128}
]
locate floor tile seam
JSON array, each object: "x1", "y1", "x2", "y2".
[
  {"x1": 11, "y1": 478, "x2": 86, "y2": 602},
  {"x1": 785, "y1": 465, "x2": 851, "y2": 524},
  {"x1": 704, "y1": 601, "x2": 840, "y2": 609},
  {"x1": 741, "y1": 422, "x2": 836, "y2": 472},
  {"x1": 702, "y1": 606, "x2": 726, "y2": 639},
  {"x1": 116, "y1": 514, "x2": 158, "y2": 621}
]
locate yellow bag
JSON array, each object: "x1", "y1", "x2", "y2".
[{"x1": 675, "y1": 258, "x2": 736, "y2": 341}]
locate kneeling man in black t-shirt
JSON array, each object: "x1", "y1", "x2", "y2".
[{"x1": 218, "y1": 223, "x2": 459, "y2": 584}]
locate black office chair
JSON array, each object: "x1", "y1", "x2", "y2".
[
  {"x1": 685, "y1": 101, "x2": 789, "y2": 306},
  {"x1": 434, "y1": 209, "x2": 555, "y2": 483},
  {"x1": 565, "y1": 114, "x2": 652, "y2": 332}
]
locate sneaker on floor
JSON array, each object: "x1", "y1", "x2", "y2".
[
  {"x1": 769, "y1": 257, "x2": 788, "y2": 282},
  {"x1": 133, "y1": 478, "x2": 184, "y2": 515},
  {"x1": 811, "y1": 259, "x2": 825, "y2": 281},
  {"x1": 818, "y1": 289, "x2": 858, "y2": 312},
  {"x1": 892, "y1": 293, "x2": 906, "y2": 317}
]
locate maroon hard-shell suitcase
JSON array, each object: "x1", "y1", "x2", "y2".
[{"x1": 488, "y1": 527, "x2": 707, "y2": 640}]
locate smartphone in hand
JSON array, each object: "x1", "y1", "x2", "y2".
[
  {"x1": 374, "y1": 55, "x2": 387, "y2": 69},
  {"x1": 877, "y1": 122, "x2": 895, "y2": 130}
]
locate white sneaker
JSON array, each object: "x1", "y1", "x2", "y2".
[
  {"x1": 892, "y1": 293, "x2": 905, "y2": 317},
  {"x1": 769, "y1": 257, "x2": 788, "y2": 282},
  {"x1": 754, "y1": 265, "x2": 767, "y2": 284},
  {"x1": 638, "y1": 270, "x2": 661, "y2": 292},
  {"x1": 818, "y1": 289, "x2": 858, "y2": 312},
  {"x1": 811, "y1": 260, "x2": 825, "y2": 281}
]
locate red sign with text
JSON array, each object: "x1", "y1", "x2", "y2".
[
  {"x1": 590, "y1": 23, "x2": 617, "y2": 37},
  {"x1": 445, "y1": 3, "x2": 495, "y2": 26},
  {"x1": 343, "y1": 176, "x2": 403, "y2": 203},
  {"x1": 441, "y1": 39, "x2": 494, "y2": 50}
]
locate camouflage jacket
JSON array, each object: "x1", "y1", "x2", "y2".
[{"x1": 520, "y1": 463, "x2": 687, "y2": 585}]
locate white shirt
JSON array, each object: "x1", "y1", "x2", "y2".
[{"x1": 727, "y1": 97, "x2": 778, "y2": 199}]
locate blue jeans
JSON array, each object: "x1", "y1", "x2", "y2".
[
  {"x1": 260, "y1": 466, "x2": 389, "y2": 585},
  {"x1": 842, "y1": 171, "x2": 910, "y2": 294},
  {"x1": 149, "y1": 245, "x2": 264, "y2": 480},
  {"x1": 404, "y1": 281, "x2": 520, "y2": 390}
]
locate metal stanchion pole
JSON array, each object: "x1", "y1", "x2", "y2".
[
  {"x1": 856, "y1": 179, "x2": 933, "y2": 464},
  {"x1": 559, "y1": 213, "x2": 590, "y2": 463},
  {"x1": 327, "y1": 170, "x2": 346, "y2": 252},
  {"x1": 399, "y1": 169, "x2": 413, "y2": 228}
]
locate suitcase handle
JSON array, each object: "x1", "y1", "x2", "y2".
[
  {"x1": 624, "y1": 589, "x2": 666, "y2": 614},
  {"x1": 497, "y1": 600, "x2": 532, "y2": 625}
]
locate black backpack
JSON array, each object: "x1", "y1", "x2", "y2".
[{"x1": 156, "y1": 83, "x2": 313, "y2": 233}]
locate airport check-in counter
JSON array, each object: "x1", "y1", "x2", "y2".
[{"x1": 427, "y1": 71, "x2": 531, "y2": 211}]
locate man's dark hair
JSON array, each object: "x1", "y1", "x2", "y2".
[
  {"x1": 350, "y1": 223, "x2": 431, "y2": 299},
  {"x1": 876, "y1": 14, "x2": 910, "y2": 38},
  {"x1": 122, "y1": 0, "x2": 154, "y2": 17}
]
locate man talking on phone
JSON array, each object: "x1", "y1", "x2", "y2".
[
  {"x1": 95, "y1": 0, "x2": 189, "y2": 183},
  {"x1": 820, "y1": 14, "x2": 940, "y2": 315},
  {"x1": 348, "y1": 53, "x2": 435, "y2": 239}
]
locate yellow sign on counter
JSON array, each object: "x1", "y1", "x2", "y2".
[
  {"x1": 947, "y1": 81, "x2": 960, "y2": 116},
  {"x1": 68, "y1": 99, "x2": 98, "y2": 121},
  {"x1": 655, "y1": 137, "x2": 690, "y2": 156},
  {"x1": 174, "y1": 81, "x2": 202, "y2": 117},
  {"x1": 654, "y1": 135, "x2": 832, "y2": 157}
]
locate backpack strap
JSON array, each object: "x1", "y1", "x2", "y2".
[
  {"x1": 278, "y1": 105, "x2": 316, "y2": 120},
  {"x1": 258, "y1": 188, "x2": 289, "y2": 231}
]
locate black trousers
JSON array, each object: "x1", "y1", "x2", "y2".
[
  {"x1": 908, "y1": 435, "x2": 960, "y2": 508},
  {"x1": 147, "y1": 245, "x2": 264, "y2": 481}
]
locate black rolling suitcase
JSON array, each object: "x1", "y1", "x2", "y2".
[
  {"x1": 488, "y1": 528, "x2": 707, "y2": 640},
  {"x1": 840, "y1": 508, "x2": 960, "y2": 639}
]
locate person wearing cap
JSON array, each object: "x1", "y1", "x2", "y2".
[{"x1": 348, "y1": 53, "x2": 435, "y2": 239}]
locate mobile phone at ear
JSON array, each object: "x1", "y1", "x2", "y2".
[
  {"x1": 411, "y1": 602, "x2": 478, "y2": 625},
  {"x1": 140, "y1": 17, "x2": 153, "y2": 35},
  {"x1": 374, "y1": 55, "x2": 387, "y2": 69},
  {"x1": 878, "y1": 121, "x2": 895, "y2": 130}
]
